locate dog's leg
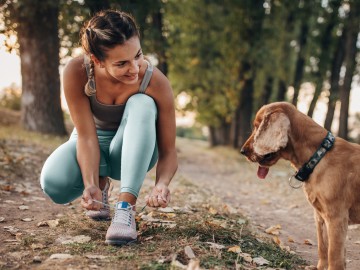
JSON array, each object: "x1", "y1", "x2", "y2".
[
  {"x1": 326, "y1": 215, "x2": 348, "y2": 270},
  {"x1": 315, "y1": 211, "x2": 328, "y2": 270}
]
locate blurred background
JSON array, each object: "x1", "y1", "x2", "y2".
[{"x1": 1, "y1": 0, "x2": 359, "y2": 148}]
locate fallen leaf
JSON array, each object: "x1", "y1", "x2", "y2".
[
  {"x1": 355, "y1": 241, "x2": 360, "y2": 245},
  {"x1": 288, "y1": 236, "x2": 295, "y2": 243},
  {"x1": 223, "y1": 204, "x2": 237, "y2": 214},
  {"x1": 273, "y1": 236, "x2": 281, "y2": 245},
  {"x1": 304, "y1": 239, "x2": 314, "y2": 245},
  {"x1": 85, "y1": 255, "x2": 108, "y2": 260},
  {"x1": 21, "y1": 218, "x2": 32, "y2": 222},
  {"x1": 56, "y1": 235, "x2": 91, "y2": 244},
  {"x1": 265, "y1": 224, "x2": 281, "y2": 235},
  {"x1": 157, "y1": 207, "x2": 175, "y2": 213},
  {"x1": 18, "y1": 205, "x2": 29, "y2": 210},
  {"x1": 37, "y1": 219, "x2": 59, "y2": 228},
  {"x1": 253, "y1": 256, "x2": 270, "y2": 266},
  {"x1": 0, "y1": 217, "x2": 5, "y2": 222},
  {"x1": 227, "y1": 245, "x2": 241, "y2": 253},
  {"x1": 31, "y1": 243, "x2": 45, "y2": 250},
  {"x1": 240, "y1": 253, "x2": 252, "y2": 263},
  {"x1": 184, "y1": 246, "x2": 196, "y2": 259},
  {"x1": 48, "y1": 254, "x2": 73, "y2": 260},
  {"x1": 208, "y1": 207, "x2": 217, "y2": 215},
  {"x1": 206, "y1": 242, "x2": 225, "y2": 249}
]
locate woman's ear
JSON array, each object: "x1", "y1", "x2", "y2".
[
  {"x1": 253, "y1": 112, "x2": 290, "y2": 155},
  {"x1": 90, "y1": 54, "x2": 104, "y2": 68}
]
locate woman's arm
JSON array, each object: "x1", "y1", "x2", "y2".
[
  {"x1": 63, "y1": 56, "x2": 102, "y2": 210},
  {"x1": 146, "y1": 69, "x2": 178, "y2": 207}
]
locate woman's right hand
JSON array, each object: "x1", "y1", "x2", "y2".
[{"x1": 81, "y1": 185, "x2": 102, "y2": 210}]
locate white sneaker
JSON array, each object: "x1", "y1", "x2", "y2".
[
  {"x1": 105, "y1": 201, "x2": 137, "y2": 245},
  {"x1": 86, "y1": 178, "x2": 111, "y2": 220}
]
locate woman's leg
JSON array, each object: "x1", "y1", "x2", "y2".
[
  {"x1": 109, "y1": 93, "x2": 158, "y2": 204},
  {"x1": 40, "y1": 130, "x2": 111, "y2": 205},
  {"x1": 40, "y1": 139, "x2": 84, "y2": 204}
]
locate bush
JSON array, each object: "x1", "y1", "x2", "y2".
[
  {"x1": 176, "y1": 125, "x2": 207, "y2": 141},
  {"x1": 0, "y1": 84, "x2": 21, "y2": 111}
]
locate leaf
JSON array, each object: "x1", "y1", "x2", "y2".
[
  {"x1": 18, "y1": 205, "x2": 29, "y2": 210},
  {"x1": 265, "y1": 224, "x2": 281, "y2": 235},
  {"x1": 227, "y1": 245, "x2": 241, "y2": 253},
  {"x1": 37, "y1": 219, "x2": 59, "y2": 228},
  {"x1": 239, "y1": 253, "x2": 252, "y2": 263},
  {"x1": 184, "y1": 245, "x2": 196, "y2": 259},
  {"x1": 208, "y1": 207, "x2": 218, "y2": 215},
  {"x1": 21, "y1": 218, "x2": 32, "y2": 222},
  {"x1": 304, "y1": 239, "x2": 314, "y2": 245},
  {"x1": 253, "y1": 256, "x2": 270, "y2": 266},
  {"x1": 206, "y1": 242, "x2": 225, "y2": 249},
  {"x1": 157, "y1": 207, "x2": 175, "y2": 213},
  {"x1": 48, "y1": 254, "x2": 73, "y2": 260},
  {"x1": 0, "y1": 217, "x2": 5, "y2": 222}
]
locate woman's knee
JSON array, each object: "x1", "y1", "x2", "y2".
[
  {"x1": 40, "y1": 141, "x2": 82, "y2": 204},
  {"x1": 126, "y1": 94, "x2": 157, "y2": 120}
]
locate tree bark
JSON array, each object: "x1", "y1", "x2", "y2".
[
  {"x1": 17, "y1": 0, "x2": 67, "y2": 135},
  {"x1": 307, "y1": 0, "x2": 341, "y2": 118},
  {"x1": 338, "y1": 0, "x2": 360, "y2": 139},
  {"x1": 324, "y1": 32, "x2": 346, "y2": 130},
  {"x1": 291, "y1": 22, "x2": 309, "y2": 106}
]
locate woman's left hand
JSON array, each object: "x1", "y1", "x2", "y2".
[{"x1": 145, "y1": 183, "x2": 171, "y2": 208}]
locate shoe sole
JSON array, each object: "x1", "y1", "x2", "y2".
[
  {"x1": 88, "y1": 216, "x2": 111, "y2": 221},
  {"x1": 105, "y1": 239, "x2": 137, "y2": 246}
]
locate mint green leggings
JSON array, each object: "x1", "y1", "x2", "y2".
[{"x1": 40, "y1": 94, "x2": 158, "y2": 204}]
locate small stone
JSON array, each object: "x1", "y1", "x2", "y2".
[{"x1": 33, "y1": 256, "x2": 42, "y2": 263}]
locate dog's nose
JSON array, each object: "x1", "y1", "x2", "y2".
[{"x1": 240, "y1": 148, "x2": 247, "y2": 156}]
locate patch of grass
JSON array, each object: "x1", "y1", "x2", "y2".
[{"x1": 67, "y1": 242, "x2": 97, "y2": 254}]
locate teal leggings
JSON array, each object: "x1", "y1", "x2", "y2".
[{"x1": 40, "y1": 94, "x2": 158, "y2": 204}]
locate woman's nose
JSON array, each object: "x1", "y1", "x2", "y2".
[{"x1": 129, "y1": 60, "x2": 140, "y2": 73}]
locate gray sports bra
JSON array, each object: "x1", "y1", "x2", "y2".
[{"x1": 83, "y1": 56, "x2": 154, "y2": 130}]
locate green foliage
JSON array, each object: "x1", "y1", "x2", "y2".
[
  {"x1": 176, "y1": 125, "x2": 207, "y2": 141},
  {"x1": 0, "y1": 84, "x2": 21, "y2": 111}
]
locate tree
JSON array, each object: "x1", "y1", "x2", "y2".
[
  {"x1": 2, "y1": 0, "x2": 67, "y2": 135},
  {"x1": 338, "y1": 0, "x2": 360, "y2": 139}
]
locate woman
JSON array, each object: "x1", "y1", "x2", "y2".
[{"x1": 40, "y1": 9, "x2": 178, "y2": 245}]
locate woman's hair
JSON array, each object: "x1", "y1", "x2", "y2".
[{"x1": 81, "y1": 9, "x2": 140, "y2": 61}]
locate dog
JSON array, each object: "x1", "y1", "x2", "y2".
[{"x1": 240, "y1": 101, "x2": 360, "y2": 270}]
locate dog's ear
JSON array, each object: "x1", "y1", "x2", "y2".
[{"x1": 253, "y1": 112, "x2": 290, "y2": 155}]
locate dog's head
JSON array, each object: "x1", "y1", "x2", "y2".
[{"x1": 240, "y1": 103, "x2": 291, "y2": 179}]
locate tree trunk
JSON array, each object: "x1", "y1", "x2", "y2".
[
  {"x1": 324, "y1": 32, "x2": 346, "y2": 130},
  {"x1": 208, "y1": 121, "x2": 231, "y2": 146},
  {"x1": 237, "y1": 79, "x2": 254, "y2": 148},
  {"x1": 307, "y1": 0, "x2": 341, "y2": 118},
  {"x1": 338, "y1": 1, "x2": 360, "y2": 139},
  {"x1": 17, "y1": 1, "x2": 66, "y2": 135},
  {"x1": 277, "y1": 80, "x2": 287, "y2": 101},
  {"x1": 258, "y1": 76, "x2": 273, "y2": 109},
  {"x1": 291, "y1": 22, "x2": 308, "y2": 106},
  {"x1": 152, "y1": 10, "x2": 168, "y2": 76}
]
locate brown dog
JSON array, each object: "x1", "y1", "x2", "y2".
[{"x1": 240, "y1": 102, "x2": 360, "y2": 270}]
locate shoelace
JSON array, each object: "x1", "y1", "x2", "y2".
[
  {"x1": 113, "y1": 205, "x2": 134, "y2": 226},
  {"x1": 92, "y1": 200, "x2": 147, "y2": 212}
]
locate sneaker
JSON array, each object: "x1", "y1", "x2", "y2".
[
  {"x1": 105, "y1": 201, "x2": 137, "y2": 245},
  {"x1": 86, "y1": 178, "x2": 111, "y2": 220}
]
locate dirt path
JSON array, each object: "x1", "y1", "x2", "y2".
[{"x1": 176, "y1": 137, "x2": 360, "y2": 269}]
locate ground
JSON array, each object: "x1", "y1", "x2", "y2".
[{"x1": 0, "y1": 108, "x2": 359, "y2": 269}]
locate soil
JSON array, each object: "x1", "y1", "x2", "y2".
[{"x1": 0, "y1": 109, "x2": 359, "y2": 269}]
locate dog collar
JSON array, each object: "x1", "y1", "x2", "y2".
[{"x1": 294, "y1": 131, "x2": 335, "y2": 182}]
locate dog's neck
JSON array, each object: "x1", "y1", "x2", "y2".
[{"x1": 281, "y1": 111, "x2": 328, "y2": 171}]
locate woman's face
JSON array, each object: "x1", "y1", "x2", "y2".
[{"x1": 100, "y1": 36, "x2": 144, "y2": 85}]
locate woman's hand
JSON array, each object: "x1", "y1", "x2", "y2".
[
  {"x1": 81, "y1": 185, "x2": 102, "y2": 210},
  {"x1": 145, "y1": 183, "x2": 171, "y2": 208}
]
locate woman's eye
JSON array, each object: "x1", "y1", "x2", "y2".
[{"x1": 135, "y1": 52, "x2": 142, "y2": 59}]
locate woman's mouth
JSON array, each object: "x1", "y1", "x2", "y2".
[{"x1": 125, "y1": 74, "x2": 138, "y2": 80}]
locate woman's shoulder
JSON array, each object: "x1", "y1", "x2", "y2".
[{"x1": 63, "y1": 55, "x2": 87, "y2": 82}]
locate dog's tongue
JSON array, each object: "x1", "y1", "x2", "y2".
[{"x1": 257, "y1": 166, "x2": 269, "y2": 179}]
